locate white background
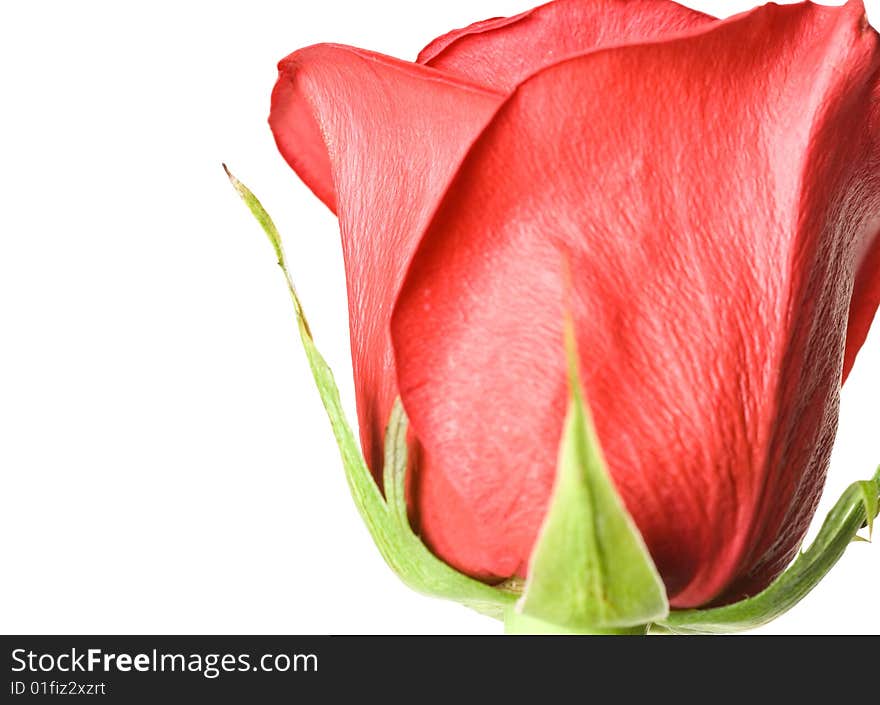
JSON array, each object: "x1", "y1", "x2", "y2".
[{"x1": 1, "y1": 0, "x2": 878, "y2": 635}]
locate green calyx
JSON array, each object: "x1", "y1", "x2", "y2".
[
  {"x1": 227, "y1": 165, "x2": 879, "y2": 635},
  {"x1": 514, "y1": 317, "x2": 669, "y2": 632}
]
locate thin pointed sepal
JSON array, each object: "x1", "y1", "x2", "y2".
[{"x1": 515, "y1": 317, "x2": 668, "y2": 631}]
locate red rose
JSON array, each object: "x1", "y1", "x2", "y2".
[{"x1": 268, "y1": 0, "x2": 880, "y2": 608}]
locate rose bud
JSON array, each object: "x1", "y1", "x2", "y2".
[{"x1": 265, "y1": 0, "x2": 880, "y2": 617}]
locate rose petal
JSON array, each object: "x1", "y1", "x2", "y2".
[
  {"x1": 392, "y1": 0, "x2": 880, "y2": 607},
  {"x1": 418, "y1": 0, "x2": 716, "y2": 91},
  {"x1": 270, "y1": 45, "x2": 503, "y2": 475}
]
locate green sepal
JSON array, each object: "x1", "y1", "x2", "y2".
[
  {"x1": 514, "y1": 318, "x2": 668, "y2": 631},
  {"x1": 656, "y1": 466, "x2": 880, "y2": 634},
  {"x1": 856, "y1": 479, "x2": 877, "y2": 540},
  {"x1": 225, "y1": 166, "x2": 516, "y2": 619}
]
